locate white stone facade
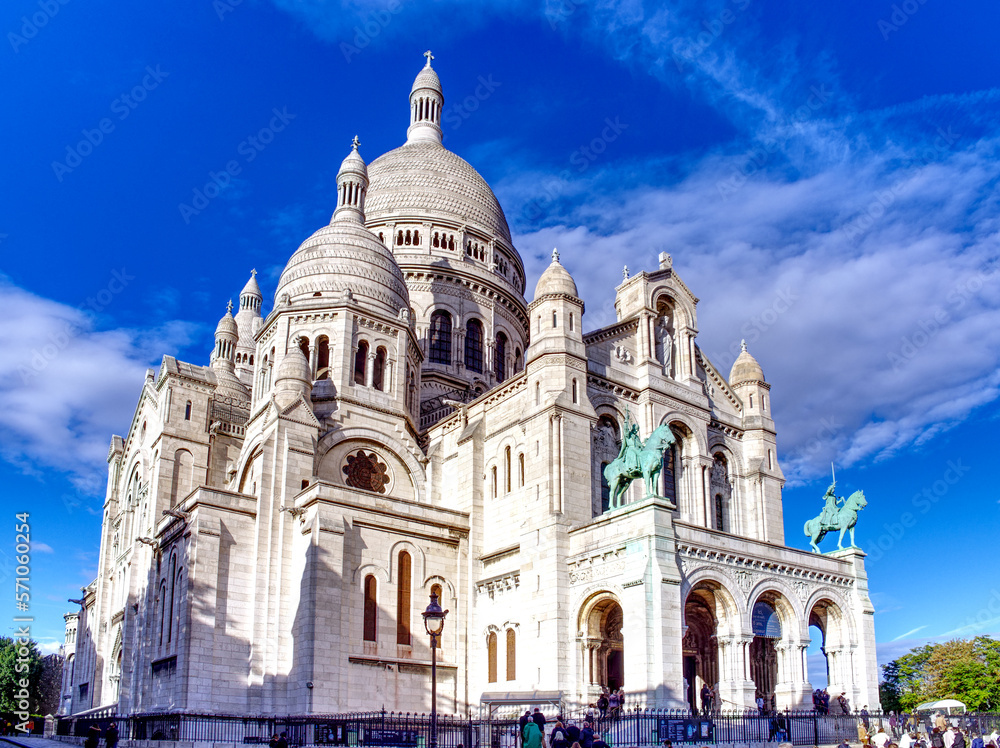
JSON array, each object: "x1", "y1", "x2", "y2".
[{"x1": 61, "y1": 56, "x2": 879, "y2": 718}]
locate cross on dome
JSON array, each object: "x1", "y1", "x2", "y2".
[
  {"x1": 351, "y1": 135, "x2": 360, "y2": 150},
  {"x1": 741, "y1": 339, "x2": 748, "y2": 352},
  {"x1": 226, "y1": 299, "x2": 233, "y2": 314},
  {"x1": 552, "y1": 247, "x2": 560, "y2": 263},
  {"x1": 423, "y1": 50, "x2": 434, "y2": 67},
  {"x1": 250, "y1": 268, "x2": 257, "y2": 278}
]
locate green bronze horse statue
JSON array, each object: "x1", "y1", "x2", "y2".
[
  {"x1": 803, "y1": 489, "x2": 867, "y2": 553},
  {"x1": 603, "y1": 424, "x2": 676, "y2": 510}
]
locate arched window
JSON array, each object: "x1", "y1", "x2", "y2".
[
  {"x1": 487, "y1": 632, "x2": 498, "y2": 683},
  {"x1": 354, "y1": 341, "x2": 368, "y2": 385},
  {"x1": 491, "y1": 466, "x2": 497, "y2": 499},
  {"x1": 506, "y1": 629, "x2": 516, "y2": 681},
  {"x1": 396, "y1": 551, "x2": 411, "y2": 646},
  {"x1": 158, "y1": 581, "x2": 167, "y2": 646},
  {"x1": 569, "y1": 313, "x2": 574, "y2": 331},
  {"x1": 600, "y1": 461, "x2": 611, "y2": 513},
  {"x1": 518, "y1": 453, "x2": 525, "y2": 487},
  {"x1": 373, "y1": 347, "x2": 387, "y2": 391},
  {"x1": 413, "y1": 230, "x2": 420, "y2": 245},
  {"x1": 379, "y1": 232, "x2": 385, "y2": 243},
  {"x1": 448, "y1": 236, "x2": 455, "y2": 251},
  {"x1": 363, "y1": 575, "x2": 378, "y2": 642},
  {"x1": 572, "y1": 378, "x2": 578, "y2": 403},
  {"x1": 317, "y1": 337, "x2": 330, "y2": 379},
  {"x1": 429, "y1": 311, "x2": 452, "y2": 365},
  {"x1": 167, "y1": 555, "x2": 177, "y2": 643},
  {"x1": 433, "y1": 232, "x2": 440, "y2": 248},
  {"x1": 552, "y1": 311, "x2": 557, "y2": 327},
  {"x1": 504, "y1": 446, "x2": 511, "y2": 493},
  {"x1": 405, "y1": 230, "x2": 412, "y2": 245},
  {"x1": 495, "y1": 332, "x2": 507, "y2": 382},
  {"x1": 298, "y1": 336, "x2": 310, "y2": 361},
  {"x1": 514, "y1": 348, "x2": 522, "y2": 372},
  {"x1": 396, "y1": 230, "x2": 404, "y2": 246},
  {"x1": 663, "y1": 439, "x2": 681, "y2": 503},
  {"x1": 535, "y1": 382, "x2": 540, "y2": 406},
  {"x1": 715, "y1": 494, "x2": 725, "y2": 532},
  {"x1": 465, "y1": 319, "x2": 483, "y2": 373},
  {"x1": 184, "y1": 401, "x2": 192, "y2": 420}
]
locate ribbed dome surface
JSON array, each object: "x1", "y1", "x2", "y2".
[
  {"x1": 534, "y1": 255, "x2": 578, "y2": 300},
  {"x1": 213, "y1": 367, "x2": 250, "y2": 404},
  {"x1": 276, "y1": 221, "x2": 409, "y2": 317},
  {"x1": 240, "y1": 273, "x2": 262, "y2": 299},
  {"x1": 729, "y1": 343, "x2": 765, "y2": 384},
  {"x1": 216, "y1": 310, "x2": 238, "y2": 337},
  {"x1": 411, "y1": 66, "x2": 441, "y2": 94},
  {"x1": 366, "y1": 141, "x2": 512, "y2": 243}
]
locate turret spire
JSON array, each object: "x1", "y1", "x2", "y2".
[
  {"x1": 407, "y1": 52, "x2": 444, "y2": 145},
  {"x1": 333, "y1": 137, "x2": 369, "y2": 224}
]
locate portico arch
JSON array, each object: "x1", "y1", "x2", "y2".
[
  {"x1": 748, "y1": 587, "x2": 806, "y2": 710},
  {"x1": 578, "y1": 593, "x2": 624, "y2": 697},
  {"x1": 806, "y1": 593, "x2": 853, "y2": 699},
  {"x1": 683, "y1": 580, "x2": 741, "y2": 712}
]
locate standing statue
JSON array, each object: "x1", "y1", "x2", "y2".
[
  {"x1": 804, "y1": 466, "x2": 868, "y2": 552},
  {"x1": 603, "y1": 411, "x2": 676, "y2": 509},
  {"x1": 658, "y1": 317, "x2": 673, "y2": 374}
]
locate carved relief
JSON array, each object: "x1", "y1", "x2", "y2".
[{"x1": 342, "y1": 450, "x2": 391, "y2": 494}]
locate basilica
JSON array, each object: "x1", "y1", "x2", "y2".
[{"x1": 59, "y1": 55, "x2": 880, "y2": 718}]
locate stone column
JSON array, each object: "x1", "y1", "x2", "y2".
[{"x1": 365, "y1": 351, "x2": 375, "y2": 388}]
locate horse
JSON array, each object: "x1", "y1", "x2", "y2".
[
  {"x1": 603, "y1": 424, "x2": 676, "y2": 510},
  {"x1": 803, "y1": 489, "x2": 867, "y2": 553}
]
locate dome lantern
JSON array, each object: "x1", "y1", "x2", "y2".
[
  {"x1": 406, "y1": 51, "x2": 444, "y2": 145},
  {"x1": 333, "y1": 136, "x2": 369, "y2": 224}
]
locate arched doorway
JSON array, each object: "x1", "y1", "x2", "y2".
[
  {"x1": 808, "y1": 597, "x2": 848, "y2": 697},
  {"x1": 581, "y1": 596, "x2": 625, "y2": 697},
  {"x1": 683, "y1": 590, "x2": 719, "y2": 712}
]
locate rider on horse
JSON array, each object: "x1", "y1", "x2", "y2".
[
  {"x1": 617, "y1": 412, "x2": 643, "y2": 474},
  {"x1": 818, "y1": 482, "x2": 843, "y2": 527}
]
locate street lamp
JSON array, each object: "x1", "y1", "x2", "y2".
[{"x1": 422, "y1": 592, "x2": 448, "y2": 748}]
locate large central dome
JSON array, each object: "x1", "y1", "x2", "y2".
[{"x1": 366, "y1": 141, "x2": 512, "y2": 244}]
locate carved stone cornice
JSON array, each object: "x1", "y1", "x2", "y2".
[
  {"x1": 568, "y1": 546, "x2": 627, "y2": 585},
  {"x1": 475, "y1": 571, "x2": 520, "y2": 599},
  {"x1": 677, "y1": 542, "x2": 855, "y2": 593}
]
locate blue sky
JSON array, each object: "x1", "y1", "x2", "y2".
[{"x1": 2, "y1": 0, "x2": 998, "y2": 685}]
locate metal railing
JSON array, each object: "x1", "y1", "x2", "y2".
[{"x1": 55, "y1": 709, "x2": 1000, "y2": 746}]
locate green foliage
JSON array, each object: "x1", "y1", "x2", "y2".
[
  {"x1": 0, "y1": 637, "x2": 45, "y2": 713},
  {"x1": 880, "y1": 635, "x2": 1000, "y2": 712}
]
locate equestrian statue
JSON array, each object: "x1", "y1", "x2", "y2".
[
  {"x1": 803, "y1": 465, "x2": 868, "y2": 553},
  {"x1": 603, "y1": 411, "x2": 676, "y2": 510}
]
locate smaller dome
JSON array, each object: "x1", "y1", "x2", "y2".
[
  {"x1": 339, "y1": 137, "x2": 368, "y2": 181},
  {"x1": 533, "y1": 248, "x2": 579, "y2": 300},
  {"x1": 411, "y1": 61, "x2": 442, "y2": 95},
  {"x1": 276, "y1": 343, "x2": 312, "y2": 387},
  {"x1": 214, "y1": 367, "x2": 250, "y2": 404},
  {"x1": 216, "y1": 303, "x2": 238, "y2": 337},
  {"x1": 240, "y1": 270, "x2": 262, "y2": 301},
  {"x1": 729, "y1": 340, "x2": 765, "y2": 384}
]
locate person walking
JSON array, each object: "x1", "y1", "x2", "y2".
[
  {"x1": 523, "y1": 720, "x2": 544, "y2": 748},
  {"x1": 106, "y1": 722, "x2": 119, "y2": 748},
  {"x1": 85, "y1": 725, "x2": 102, "y2": 748}
]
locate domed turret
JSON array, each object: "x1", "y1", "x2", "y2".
[
  {"x1": 533, "y1": 248, "x2": 579, "y2": 301},
  {"x1": 407, "y1": 50, "x2": 443, "y2": 145},
  {"x1": 212, "y1": 301, "x2": 250, "y2": 403},
  {"x1": 729, "y1": 340, "x2": 765, "y2": 385},
  {"x1": 239, "y1": 270, "x2": 262, "y2": 313},
  {"x1": 276, "y1": 140, "x2": 410, "y2": 317},
  {"x1": 235, "y1": 269, "x2": 265, "y2": 386},
  {"x1": 273, "y1": 339, "x2": 312, "y2": 407}
]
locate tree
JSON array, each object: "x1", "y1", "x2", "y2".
[
  {"x1": 0, "y1": 637, "x2": 44, "y2": 713},
  {"x1": 880, "y1": 636, "x2": 1000, "y2": 712}
]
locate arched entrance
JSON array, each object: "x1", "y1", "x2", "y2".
[
  {"x1": 750, "y1": 600, "x2": 781, "y2": 710},
  {"x1": 581, "y1": 596, "x2": 624, "y2": 696},
  {"x1": 682, "y1": 581, "x2": 742, "y2": 713},
  {"x1": 808, "y1": 597, "x2": 849, "y2": 697}
]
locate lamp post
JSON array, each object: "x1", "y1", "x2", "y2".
[{"x1": 422, "y1": 592, "x2": 448, "y2": 748}]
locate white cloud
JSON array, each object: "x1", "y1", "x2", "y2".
[
  {"x1": 30, "y1": 541, "x2": 54, "y2": 554},
  {"x1": 37, "y1": 640, "x2": 62, "y2": 655},
  {"x1": 0, "y1": 279, "x2": 199, "y2": 493}
]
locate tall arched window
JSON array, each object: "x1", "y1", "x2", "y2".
[
  {"x1": 495, "y1": 332, "x2": 507, "y2": 382},
  {"x1": 373, "y1": 346, "x2": 387, "y2": 391},
  {"x1": 518, "y1": 453, "x2": 525, "y2": 487},
  {"x1": 354, "y1": 341, "x2": 369, "y2": 385},
  {"x1": 396, "y1": 552, "x2": 411, "y2": 646},
  {"x1": 491, "y1": 466, "x2": 497, "y2": 499},
  {"x1": 504, "y1": 446, "x2": 512, "y2": 493},
  {"x1": 363, "y1": 575, "x2": 378, "y2": 642},
  {"x1": 167, "y1": 555, "x2": 177, "y2": 643},
  {"x1": 429, "y1": 311, "x2": 452, "y2": 364},
  {"x1": 506, "y1": 629, "x2": 516, "y2": 681},
  {"x1": 184, "y1": 401, "x2": 192, "y2": 420},
  {"x1": 317, "y1": 336, "x2": 330, "y2": 379},
  {"x1": 600, "y1": 461, "x2": 611, "y2": 513},
  {"x1": 465, "y1": 319, "x2": 484, "y2": 373},
  {"x1": 487, "y1": 632, "x2": 498, "y2": 683},
  {"x1": 514, "y1": 348, "x2": 522, "y2": 373},
  {"x1": 158, "y1": 581, "x2": 167, "y2": 646},
  {"x1": 572, "y1": 378, "x2": 578, "y2": 403},
  {"x1": 715, "y1": 494, "x2": 725, "y2": 532},
  {"x1": 663, "y1": 439, "x2": 681, "y2": 503}
]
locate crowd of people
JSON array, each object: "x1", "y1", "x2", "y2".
[
  {"x1": 519, "y1": 707, "x2": 612, "y2": 748},
  {"x1": 841, "y1": 712, "x2": 999, "y2": 748}
]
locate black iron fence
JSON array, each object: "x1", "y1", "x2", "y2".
[{"x1": 55, "y1": 709, "x2": 1000, "y2": 747}]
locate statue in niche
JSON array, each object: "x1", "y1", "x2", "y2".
[{"x1": 657, "y1": 316, "x2": 673, "y2": 375}]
